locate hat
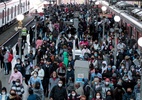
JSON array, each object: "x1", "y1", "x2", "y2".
[{"x1": 125, "y1": 55, "x2": 130, "y2": 59}]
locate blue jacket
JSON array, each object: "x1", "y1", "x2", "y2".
[
  {"x1": 27, "y1": 94, "x2": 37, "y2": 100},
  {"x1": 28, "y1": 76, "x2": 43, "y2": 90},
  {"x1": 0, "y1": 93, "x2": 9, "y2": 100},
  {"x1": 122, "y1": 92, "x2": 135, "y2": 100}
]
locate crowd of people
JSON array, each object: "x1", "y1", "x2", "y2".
[{"x1": 0, "y1": 2, "x2": 141, "y2": 100}]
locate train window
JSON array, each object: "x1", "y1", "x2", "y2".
[
  {"x1": 23, "y1": 3, "x2": 25, "y2": 12},
  {"x1": 18, "y1": 5, "x2": 19, "y2": 14},
  {"x1": 15, "y1": 6, "x2": 16, "y2": 17},
  {"x1": 7, "y1": 8, "x2": 9, "y2": 21},
  {"x1": 26, "y1": 0, "x2": 27, "y2": 10},
  {"x1": 11, "y1": 7, "x2": 13, "y2": 19},
  {"x1": 2, "y1": 10, "x2": 4, "y2": 24}
]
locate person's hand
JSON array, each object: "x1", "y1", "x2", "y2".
[
  {"x1": 28, "y1": 85, "x2": 31, "y2": 87},
  {"x1": 50, "y1": 98, "x2": 53, "y2": 100}
]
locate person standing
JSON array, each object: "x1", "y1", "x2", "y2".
[
  {"x1": 7, "y1": 89, "x2": 21, "y2": 100},
  {"x1": 21, "y1": 26, "x2": 27, "y2": 44},
  {"x1": 8, "y1": 67, "x2": 23, "y2": 85},
  {"x1": 50, "y1": 80, "x2": 67, "y2": 100},
  {"x1": 27, "y1": 88, "x2": 38, "y2": 100},
  {"x1": 11, "y1": 79, "x2": 24, "y2": 98},
  {"x1": 28, "y1": 71, "x2": 43, "y2": 90},
  {"x1": 3, "y1": 49, "x2": 9, "y2": 75},
  {"x1": 28, "y1": 27, "x2": 34, "y2": 46},
  {"x1": 0, "y1": 87, "x2": 9, "y2": 100}
]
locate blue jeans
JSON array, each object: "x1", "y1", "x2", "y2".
[{"x1": 4, "y1": 62, "x2": 9, "y2": 74}]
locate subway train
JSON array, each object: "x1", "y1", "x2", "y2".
[
  {"x1": 101, "y1": 1, "x2": 142, "y2": 41},
  {"x1": 0, "y1": 0, "x2": 30, "y2": 33}
]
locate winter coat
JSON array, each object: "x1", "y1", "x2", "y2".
[
  {"x1": 27, "y1": 94, "x2": 37, "y2": 100},
  {"x1": 33, "y1": 88, "x2": 44, "y2": 100},
  {"x1": 122, "y1": 92, "x2": 135, "y2": 100},
  {"x1": 50, "y1": 85, "x2": 68, "y2": 100}
]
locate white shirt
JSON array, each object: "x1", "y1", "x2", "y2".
[{"x1": 38, "y1": 68, "x2": 45, "y2": 80}]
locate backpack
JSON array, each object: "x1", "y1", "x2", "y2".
[{"x1": 8, "y1": 53, "x2": 13, "y2": 62}]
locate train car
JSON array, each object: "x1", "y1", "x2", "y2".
[
  {"x1": 101, "y1": 1, "x2": 142, "y2": 40},
  {"x1": 0, "y1": 0, "x2": 30, "y2": 33}
]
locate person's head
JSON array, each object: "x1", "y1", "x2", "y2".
[
  {"x1": 10, "y1": 89, "x2": 16, "y2": 96},
  {"x1": 67, "y1": 66, "x2": 72, "y2": 71},
  {"x1": 52, "y1": 71, "x2": 57, "y2": 78},
  {"x1": 127, "y1": 87, "x2": 132, "y2": 94},
  {"x1": 75, "y1": 83, "x2": 80, "y2": 88},
  {"x1": 1, "y1": 87, "x2": 7, "y2": 95},
  {"x1": 71, "y1": 90, "x2": 77, "y2": 97},
  {"x1": 58, "y1": 80, "x2": 63, "y2": 87},
  {"x1": 106, "y1": 90, "x2": 112, "y2": 97},
  {"x1": 93, "y1": 77, "x2": 99, "y2": 85},
  {"x1": 33, "y1": 71, "x2": 38, "y2": 78},
  {"x1": 80, "y1": 95, "x2": 86, "y2": 100},
  {"x1": 16, "y1": 58, "x2": 21, "y2": 64},
  {"x1": 37, "y1": 36, "x2": 42, "y2": 40},
  {"x1": 28, "y1": 87, "x2": 33, "y2": 95},
  {"x1": 15, "y1": 79, "x2": 20, "y2": 86},
  {"x1": 105, "y1": 78, "x2": 110, "y2": 86},
  {"x1": 30, "y1": 50, "x2": 33, "y2": 54},
  {"x1": 34, "y1": 81, "x2": 40, "y2": 89},
  {"x1": 14, "y1": 67, "x2": 18, "y2": 73},
  {"x1": 95, "y1": 92, "x2": 102, "y2": 99},
  {"x1": 107, "y1": 65, "x2": 112, "y2": 71}
]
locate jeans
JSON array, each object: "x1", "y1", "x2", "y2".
[{"x1": 4, "y1": 62, "x2": 9, "y2": 74}]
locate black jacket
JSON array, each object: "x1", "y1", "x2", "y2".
[{"x1": 50, "y1": 85, "x2": 67, "y2": 100}]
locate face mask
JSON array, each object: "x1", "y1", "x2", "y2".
[
  {"x1": 34, "y1": 74, "x2": 37, "y2": 77},
  {"x1": 107, "y1": 68, "x2": 111, "y2": 71},
  {"x1": 68, "y1": 69, "x2": 71, "y2": 71},
  {"x1": 105, "y1": 82, "x2": 109, "y2": 85},
  {"x1": 94, "y1": 54, "x2": 98, "y2": 57},
  {"x1": 96, "y1": 96, "x2": 100, "y2": 99},
  {"x1": 58, "y1": 83, "x2": 62, "y2": 87},
  {"x1": 127, "y1": 91, "x2": 132, "y2": 95},
  {"x1": 2, "y1": 92, "x2": 5, "y2": 95},
  {"x1": 124, "y1": 78, "x2": 128, "y2": 81},
  {"x1": 72, "y1": 93, "x2": 76, "y2": 96},
  {"x1": 16, "y1": 82, "x2": 20, "y2": 86},
  {"x1": 121, "y1": 66, "x2": 124, "y2": 69},
  {"x1": 124, "y1": 71, "x2": 127, "y2": 73},
  {"x1": 17, "y1": 62, "x2": 20, "y2": 64},
  {"x1": 11, "y1": 93, "x2": 16, "y2": 96},
  {"x1": 95, "y1": 82, "x2": 98, "y2": 85}
]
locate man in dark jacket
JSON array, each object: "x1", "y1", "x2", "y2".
[
  {"x1": 50, "y1": 80, "x2": 67, "y2": 100},
  {"x1": 122, "y1": 87, "x2": 135, "y2": 100}
]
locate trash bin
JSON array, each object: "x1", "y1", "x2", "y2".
[{"x1": 74, "y1": 60, "x2": 89, "y2": 84}]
